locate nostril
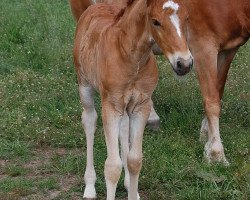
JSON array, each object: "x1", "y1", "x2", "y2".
[{"x1": 177, "y1": 60, "x2": 182, "y2": 69}]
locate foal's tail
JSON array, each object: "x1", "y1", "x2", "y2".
[{"x1": 69, "y1": 0, "x2": 93, "y2": 21}]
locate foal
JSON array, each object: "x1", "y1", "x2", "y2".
[
  {"x1": 73, "y1": 0, "x2": 158, "y2": 199},
  {"x1": 149, "y1": 0, "x2": 249, "y2": 164},
  {"x1": 70, "y1": 0, "x2": 161, "y2": 130}
]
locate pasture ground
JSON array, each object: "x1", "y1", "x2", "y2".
[{"x1": 0, "y1": 0, "x2": 249, "y2": 199}]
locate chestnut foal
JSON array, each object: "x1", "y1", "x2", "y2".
[
  {"x1": 149, "y1": 0, "x2": 249, "y2": 164},
  {"x1": 73, "y1": 0, "x2": 194, "y2": 198},
  {"x1": 70, "y1": 0, "x2": 162, "y2": 131},
  {"x1": 73, "y1": 0, "x2": 160, "y2": 199}
]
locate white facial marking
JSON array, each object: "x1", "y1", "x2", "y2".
[
  {"x1": 163, "y1": 0, "x2": 182, "y2": 38},
  {"x1": 163, "y1": 0, "x2": 179, "y2": 11},
  {"x1": 170, "y1": 14, "x2": 181, "y2": 38}
]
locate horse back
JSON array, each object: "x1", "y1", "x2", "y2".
[
  {"x1": 73, "y1": 3, "x2": 121, "y2": 87},
  {"x1": 188, "y1": 0, "x2": 249, "y2": 50}
]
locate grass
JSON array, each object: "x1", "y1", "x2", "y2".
[{"x1": 0, "y1": 0, "x2": 249, "y2": 199}]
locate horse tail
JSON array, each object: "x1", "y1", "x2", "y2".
[{"x1": 70, "y1": 0, "x2": 93, "y2": 21}]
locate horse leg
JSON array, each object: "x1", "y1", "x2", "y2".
[
  {"x1": 199, "y1": 116, "x2": 208, "y2": 143},
  {"x1": 147, "y1": 99, "x2": 160, "y2": 131},
  {"x1": 79, "y1": 84, "x2": 98, "y2": 199},
  {"x1": 199, "y1": 48, "x2": 238, "y2": 144},
  {"x1": 120, "y1": 113, "x2": 140, "y2": 199},
  {"x1": 127, "y1": 101, "x2": 151, "y2": 200},
  {"x1": 69, "y1": 0, "x2": 92, "y2": 21},
  {"x1": 194, "y1": 44, "x2": 228, "y2": 165},
  {"x1": 217, "y1": 48, "x2": 238, "y2": 99},
  {"x1": 102, "y1": 101, "x2": 122, "y2": 200},
  {"x1": 119, "y1": 113, "x2": 130, "y2": 191}
]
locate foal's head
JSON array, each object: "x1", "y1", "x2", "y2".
[{"x1": 148, "y1": 0, "x2": 193, "y2": 76}]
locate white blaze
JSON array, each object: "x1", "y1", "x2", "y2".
[{"x1": 163, "y1": 0, "x2": 182, "y2": 38}]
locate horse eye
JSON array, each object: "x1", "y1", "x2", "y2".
[{"x1": 152, "y1": 19, "x2": 161, "y2": 27}]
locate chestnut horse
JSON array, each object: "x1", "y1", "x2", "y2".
[
  {"x1": 149, "y1": 0, "x2": 250, "y2": 164},
  {"x1": 73, "y1": 0, "x2": 193, "y2": 199},
  {"x1": 69, "y1": 0, "x2": 166, "y2": 130}
]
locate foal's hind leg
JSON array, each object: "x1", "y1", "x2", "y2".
[
  {"x1": 119, "y1": 113, "x2": 130, "y2": 190},
  {"x1": 147, "y1": 99, "x2": 160, "y2": 131},
  {"x1": 79, "y1": 84, "x2": 98, "y2": 199},
  {"x1": 120, "y1": 113, "x2": 140, "y2": 199}
]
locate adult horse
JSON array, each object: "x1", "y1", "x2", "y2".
[{"x1": 149, "y1": 0, "x2": 249, "y2": 164}]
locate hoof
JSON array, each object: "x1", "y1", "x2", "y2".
[
  {"x1": 204, "y1": 141, "x2": 229, "y2": 166},
  {"x1": 147, "y1": 119, "x2": 160, "y2": 131},
  {"x1": 83, "y1": 185, "x2": 96, "y2": 199}
]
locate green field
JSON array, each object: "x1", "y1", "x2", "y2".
[{"x1": 0, "y1": 0, "x2": 249, "y2": 199}]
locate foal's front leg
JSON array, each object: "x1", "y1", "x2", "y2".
[
  {"x1": 120, "y1": 113, "x2": 140, "y2": 199},
  {"x1": 102, "y1": 101, "x2": 123, "y2": 200},
  {"x1": 127, "y1": 101, "x2": 151, "y2": 200},
  {"x1": 79, "y1": 84, "x2": 97, "y2": 199}
]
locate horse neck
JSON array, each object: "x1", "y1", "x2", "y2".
[{"x1": 116, "y1": 0, "x2": 151, "y2": 59}]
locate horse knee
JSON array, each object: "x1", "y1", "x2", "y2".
[
  {"x1": 104, "y1": 158, "x2": 122, "y2": 184},
  {"x1": 127, "y1": 154, "x2": 142, "y2": 175},
  {"x1": 204, "y1": 100, "x2": 220, "y2": 117},
  {"x1": 82, "y1": 109, "x2": 97, "y2": 129}
]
